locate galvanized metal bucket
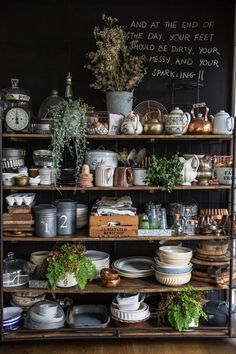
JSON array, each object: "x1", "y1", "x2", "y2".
[
  {"x1": 54, "y1": 199, "x2": 77, "y2": 236},
  {"x1": 34, "y1": 204, "x2": 57, "y2": 237},
  {"x1": 106, "y1": 91, "x2": 133, "y2": 117}
]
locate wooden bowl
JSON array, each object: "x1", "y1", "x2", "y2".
[{"x1": 198, "y1": 240, "x2": 229, "y2": 255}]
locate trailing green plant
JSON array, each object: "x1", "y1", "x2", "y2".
[
  {"x1": 49, "y1": 99, "x2": 88, "y2": 184},
  {"x1": 46, "y1": 242, "x2": 96, "y2": 290},
  {"x1": 145, "y1": 154, "x2": 184, "y2": 192},
  {"x1": 167, "y1": 286, "x2": 207, "y2": 331},
  {"x1": 85, "y1": 14, "x2": 145, "y2": 92}
]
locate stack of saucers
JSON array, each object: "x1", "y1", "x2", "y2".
[
  {"x1": 111, "y1": 293, "x2": 150, "y2": 327},
  {"x1": 3, "y1": 307, "x2": 23, "y2": 331},
  {"x1": 85, "y1": 250, "x2": 110, "y2": 279},
  {"x1": 154, "y1": 246, "x2": 193, "y2": 286}
]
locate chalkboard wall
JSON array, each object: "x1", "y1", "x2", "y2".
[{"x1": 0, "y1": 0, "x2": 235, "y2": 116}]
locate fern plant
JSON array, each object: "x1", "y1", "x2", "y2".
[
  {"x1": 167, "y1": 286, "x2": 207, "y2": 331},
  {"x1": 46, "y1": 242, "x2": 96, "y2": 290}
]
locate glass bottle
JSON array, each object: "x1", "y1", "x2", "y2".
[
  {"x1": 171, "y1": 214, "x2": 184, "y2": 235},
  {"x1": 148, "y1": 205, "x2": 159, "y2": 229},
  {"x1": 65, "y1": 72, "x2": 73, "y2": 100},
  {"x1": 139, "y1": 213, "x2": 150, "y2": 229},
  {"x1": 160, "y1": 208, "x2": 167, "y2": 229}
]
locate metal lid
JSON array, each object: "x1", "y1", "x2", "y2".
[
  {"x1": 53, "y1": 199, "x2": 77, "y2": 209},
  {"x1": 34, "y1": 204, "x2": 57, "y2": 214}
]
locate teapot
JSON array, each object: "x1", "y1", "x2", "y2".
[
  {"x1": 188, "y1": 105, "x2": 212, "y2": 135},
  {"x1": 164, "y1": 107, "x2": 191, "y2": 135},
  {"x1": 143, "y1": 110, "x2": 164, "y2": 135},
  {"x1": 179, "y1": 155, "x2": 200, "y2": 185},
  {"x1": 120, "y1": 111, "x2": 143, "y2": 135},
  {"x1": 211, "y1": 110, "x2": 234, "y2": 135}
]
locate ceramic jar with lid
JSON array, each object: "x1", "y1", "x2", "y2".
[
  {"x1": 164, "y1": 107, "x2": 191, "y2": 135},
  {"x1": 85, "y1": 147, "x2": 118, "y2": 172}
]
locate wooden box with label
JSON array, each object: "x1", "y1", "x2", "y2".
[{"x1": 89, "y1": 215, "x2": 139, "y2": 237}]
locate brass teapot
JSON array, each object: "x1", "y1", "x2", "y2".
[
  {"x1": 143, "y1": 110, "x2": 164, "y2": 135},
  {"x1": 188, "y1": 105, "x2": 213, "y2": 135}
]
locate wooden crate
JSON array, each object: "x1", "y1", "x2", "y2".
[{"x1": 89, "y1": 215, "x2": 138, "y2": 237}]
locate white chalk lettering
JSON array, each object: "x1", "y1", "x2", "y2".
[
  {"x1": 181, "y1": 21, "x2": 198, "y2": 29},
  {"x1": 169, "y1": 34, "x2": 191, "y2": 41},
  {"x1": 199, "y1": 47, "x2": 220, "y2": 55},
  {"x1": 165, "y1": 21, "x2": 178, "y2": 28},
  {"x1": 175, "y1": 58, "x2": 194, "y2": 66},
  {"x1": 150, "y1": 21, "x2": 161, "y2": 29},
  {"x1": 199, "y1": 59, "x2": 219, "y2": 67},
  {"x1": 194, "y1": 33, "x2": 214, "y2": 41},
  {"x1": 130, "y1": 21, "x2": 147, "y2": 28},
  {"x1": 149, "y1": 56, "x2": 171, "y2": 64},
  {"x1": 171, "y1": 46, "x2": 193, "y2": 55},
  {"x1": 147, "y1": 33, "x2": 163, "y2": 40}
]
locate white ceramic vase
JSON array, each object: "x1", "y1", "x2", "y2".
[{"x1": 56, "y1": 272, "x2": 77, "y2": 288}]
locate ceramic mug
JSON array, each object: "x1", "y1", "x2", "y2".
[
  {"x1": 95, "y1": 165, "x2": 114, "y2": 187},
  {"x1": 113, "y1": 167, "x2": 133, "y2": 187},
  {"x1": 132, "y1": 168, "x2": 147, "y2": 186}
]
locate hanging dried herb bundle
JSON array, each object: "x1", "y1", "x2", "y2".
[
  {"x1": 50, "y1": 99, "x2": 88, "y2": 184},
  {"x1": 85, "y1": 14, "x2": 145, "y2": 92}
]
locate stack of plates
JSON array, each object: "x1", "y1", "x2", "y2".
[
  {"x1": 3, "y1": 307, "x2": 23, "y2": 331},
  {"x1": 112, "y1": 256, "x2": 155, "y2": 278},
  {"x1": 85, "y1": 250, "x2": 110, "y2": 279},
  {"x1": 76, "y1": 204, "x2": 89, "y2": 229},
  {"x1": 24, "y1": 300, "x2": 65, "y2": 330}
]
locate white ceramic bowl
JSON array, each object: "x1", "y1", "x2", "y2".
[
  {"x1": 30, "y1": 251, "x2": 49, "y2": 266},
  {"x1": 157, "y1": 253, "x2": 192, "y2": 266},
  {"x1": 12, "y1": 293, "x2": 46, "y2": 307},
  {"x1": 30, "y1": 308, "x2": 63, "y2": 324},
  {"x1": 216, "y1": 167, "x2": 235, "y2": 185},
  {"x1": 158, "y1": 246, "x2": 193, "y2": 260},
  {"x1": 110, "y1": 302, "x2": 150, "y2": 321},
  {"x1": 112, "y1": 294, "x2": 145, "y2": 311},
  {"x1": 3, "y1": 307, "x2": 23, "y2": 322},
  {"x1": 2, "y1": 173, "x2": 19, "y2": 186},
  {"x1": 154, "y1": 270, "x2": 192, "y2": 286},
  {"x1": 116, "y1": 293, "x2": 139, "y2": 305}
]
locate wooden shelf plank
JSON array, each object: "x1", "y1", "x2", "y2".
[
  {"x1": 3, "y1": 234, "x2": 229, "y2": 242},
  {"x1": 2, "y1": 185, "x2": 231, "y2": 191},
  {"x1": 3, "y1": 278, "x2": 228, "y2": 294},
  {"x1": 2, "y1": 133, "x2": 233, "y2": 141},
  {"x1": 2, "y1": 327, "x2": 229, "y2": 341}
]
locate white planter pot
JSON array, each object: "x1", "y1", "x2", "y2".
[{"x1": 56, "y1": 273, "x2": 77, "y2": 288}]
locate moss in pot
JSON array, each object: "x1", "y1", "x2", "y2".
[{"x1": 46, "y1": 242, "x2": 96, "y2": 290}]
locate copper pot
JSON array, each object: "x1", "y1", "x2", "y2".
[{"x1": 188, "y1": 105, "x2": 213, "y2": 135}]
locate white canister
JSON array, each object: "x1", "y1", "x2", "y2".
[
  {"x1": 39, "y1": 167, "x2": 54, "y2": 185},
  {"x1": 85, "y1": 148, "x2": 118, "y2": 171},
  {"x1": 95, "y1": 166, "x2": 114, "y2": 187},
  {"x1": 133, "y1": 168, "x2": 147, "y2": 186}
]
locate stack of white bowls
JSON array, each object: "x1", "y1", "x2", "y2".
[
  {"x1": 110, "y1": 293, "x2": 150, "y2": 326},
  {"x1": 85, "y1": 250, "x2": 110, "y2": 279},
  {"x1": 76, "y1": 204, "x2": 89, "y2": 229},
  {"x1": 154, "y1": 246, "x2": 193, "y2": 286}
]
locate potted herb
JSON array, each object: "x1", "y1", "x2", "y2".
[
  {"x1": 49, "y1": 99, "x2": 88, "y2": 184},
  {"x1": 167, "y1": 286, "x2": 207, "y2": 331},
  {"x1": 145, "y1": 154, "x2": 184, "y2": 192},
  {"x1": 85, "y1": 14, "x2": 145, "y2": 116},
  {"x1": 46, "y1": 242, "x2": 96, "y2": 290}
]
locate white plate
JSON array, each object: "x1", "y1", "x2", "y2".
[
  {"x1": 112, "y1": 257, "x2": 154, "y2": 274},
  {"x1": 85, "y1": 250, "x2": 110, "y2": 262},
  {"x1": 30, "y1": 308, "x2": 64, "y2": 324}
]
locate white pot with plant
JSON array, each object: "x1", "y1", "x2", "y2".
[{"x1": 85, "y1": 14, "x2": 145, "y2": 117}]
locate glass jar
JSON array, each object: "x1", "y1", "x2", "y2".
[
  {"x1": 139, "y1": 213, "x2": 150, "y2": 229},
  {"x1": 3, "y1": 252, "x2": 29, "y2": 287}
]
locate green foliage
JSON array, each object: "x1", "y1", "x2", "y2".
[
  {"x1": 85, "y1": 14, "x2": 144, "y2": 92},
  {"x1": 167, "y1": 286, "x2": 207, "y2": 331},
  {"x1": 49, "y1": 99, "x2": 88, "y2": 184},
  {"x1": 145, "y1": 154, "x2": 184, "y2": 192},
  {"x1": 46, "y1": 242, "x2": 96, "y2": 290}
]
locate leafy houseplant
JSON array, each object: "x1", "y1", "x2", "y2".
[
  {"x1": 46, "y1": 242, "x2": 96, "y2": 290},
  {"x1": 145, "y1": 154, "x2": 184, "y2": 192},
  {"x1": 167, "y1": 286, "x2": 207, "y2": 331},
  {"x1": 85, "y1": 14, "x2": 144, "y2": 92},
  {"x1": 49, "y1": 99, "x2": 88, "y2": 184}
]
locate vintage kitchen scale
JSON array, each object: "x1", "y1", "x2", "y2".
[{"x1": 0, "y1": 78, "x2": 32, "y2": 132}]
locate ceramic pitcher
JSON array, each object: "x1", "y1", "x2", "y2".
[
  {"x1": 113, "y1": 167, "x2": 133, "y2": 187},
  {"x1": 120, "y1": 111, "x2": 143, "y2": 135},
  {"x1": 179, "y1": 155, "x2": 200, "y2": 185}
]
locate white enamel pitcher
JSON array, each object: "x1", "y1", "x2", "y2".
[{"x1": 179, "y1": 155, "x2": 200, "y2": 185}]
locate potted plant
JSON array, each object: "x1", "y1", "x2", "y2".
[
  {"x1": 46, "y1": 242, "x2": 96, "y2": 290},
  {"x1": 145, "y1": 154, "x2": 184, "y2": 192},
  {"x1": 85, "y1": 14, "x2": 145, "y2": 116},
  {"x1": 166, "y1": 286, "x2": 207, "y2": 331},
  {"x1": 49, "y1": 99, "x2": 88, "y2": 184}
]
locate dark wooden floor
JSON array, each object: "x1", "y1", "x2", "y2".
[{"x1": 0, "y1": 338, "x2": 236, "y2": 354}]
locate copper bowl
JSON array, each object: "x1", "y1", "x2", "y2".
[
  {"x1": 14, "y1": 176, "x2": 29, "y2": 187},
  {"x1": 100, "y1": 268, "x2": 119, "y2": 281},
  {"x1": 101, "y1": 277, "x2": 120, "y2": 288}
]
